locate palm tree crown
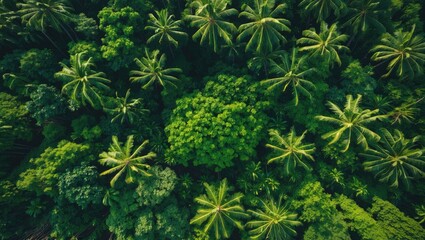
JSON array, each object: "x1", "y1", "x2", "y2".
[
  {"x1": 55, "y1": 52, "x2": 111, "y2": 108},
  {"x1": 316, "y1": 94, "x2": 386, "y2": 152},
  {"x1": 99, "y1": 135, "x2": 156, "y2": 187},
  {"x1": 247, "y1": 196, "x2": 301, "y2": 240},
  {"x1": 343, "y1": 0, "x2": 387, "y2": 35},
  {"x1": 190, "y1": 178, "x2": 248, "y2": 239},
  {"x1": 362, "y1": 129, "x2": 425, "y2": 188},
  {"x1": 17, "y1": 0, "x2": 74, "y2": 33},
  {"x1": 261, "y1": 48, "x2": 316, "y2": 105},
  {"x1": 299, "y1": 0, "x2": 345, "y2": 22},
  {"x1": 105, "y1": 89, "x2": 149, "y2": 125},
  {"x1": 130, "y1": 49, "x2": 182, "y2": 89},
  {"x1": 297, "y1": 22, "x2": 349, "y2": 66},
  {"x1": 186, "y1": 0, "x2": 238, "y2": 52},
  {"x1": 237, "y1": 0, "x2": 291, "y2": 54},
  {"x1": 145, "y1": 9, "x2": 188, "y2": 48},
  {"x1": 371, "y1": 25, "x2": 425, "y2": 79},
  {"x1": 266, "y1": 128, "x2": 315, "y2": 175}
]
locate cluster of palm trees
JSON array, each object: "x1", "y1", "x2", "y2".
[
  {"x1": 190, "y1": 178, "x2": 301, "y2": 239},
  {"x1": 261, "y1": 94, "x2": 425, "y2": 189},
  {"x1": 315, "y1": 95, "x2": 425, "y2": 188}
]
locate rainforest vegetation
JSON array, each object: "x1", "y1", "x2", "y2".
[{"x1": 1, "y1": 0, "x2": 425, "y2": 239}]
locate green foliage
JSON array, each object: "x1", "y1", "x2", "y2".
[
  {"x1": 155, "y1": 201, "x2": 190, "y2": 239},
  {"x1": 369, "y1": 196, "x2": 425, "y2": 239},
  {"x1": 291, "y1": 180, "x2": 349, "y2": 239},
  {"x1": 316, "y1": 94, "x2": 385, "y2": 152},
  {"x1": 71, "y1": 115, "x2": 102, "y2": 141},
  {"x1": 130, "y1": 49, "x2": 182, "y2": 89},
  {"x1": 19, "y1": 48, "x2": 58, "y2": 83},
  {"x1": 190, "y1": 179, "x2": 248, "y2": 239},
  {"x1": 98, "y1": 6, "x2": 143, "y2": 70},
  {"x1": 186, "y1": 0, "x2": 238, "y2": 52},
  {"x1": 371, "y1": 25, "x2": 425, "y2": 79},
  {"x1": 134, "y1": 209, "x2": 154, "y2": 239},
  {"x1": 0, "y1": 92, "x2": 32, "y2": 147},
  {"x1": 237, "y1": 0, "x2": 291, "y2": 54},
  {"x1": 68, "y1": 41, "x2": 102, "y2": 63},
  {"x1": 165, "y1": 74, "x2": 268, "y2": 170},
  {"x1": 26, "y1": 84, "x2": 68, "y2": 125},
  {"x1": 135, "y1": 166, "x2": 177, "y2": 207},
  {"x1": 55, "y1": 52, "x2": 111, "y2": 108},
  {"x1": 17, "y1": 141, "x2": 94, "y2": 197},
  {"x1": 341, "y1": 60, "x2": 377, "y2": 96},
  {"x1": 362, "y1": 128, "x2": 425, "y2": 188},
  {"x1": 246, "y1": 196, "x2": 302, "y2": 240},
  {"x1": 50, "y1": 203, "x2": 105, "y2": 240},
  {"x1": 99, "y1": 135, "x2": 156, "y2": 187},
  {"x1": 73, "y1": 13, "x2": 99, "y2": 40},
  {"x1": 2, "y1": 48, "x2": 58, "y2": 95},
  {"x1": 58, "y1": 165, "x2": 104, "y2": 209},
  {"x1": 266, "y1": 128, "x2": 315, "y2": 175},
  {"x1": 297, "y1": 22, "x2": 349, "y2": 67},
  {"x1": 335, "y1": 195, "x2": 388, "y2": 240}
]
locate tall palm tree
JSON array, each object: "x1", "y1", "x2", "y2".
[
  {"x1": 55, "y1": 52, "x2": 111, "y2": 108},
  {"x1": 17, "y1": 0, "x2": 75, "y2": 41},
  {"x1": 362, "y1": 129, "x2": 425, "y2": 188},
  {"x1": 99, "y1": 135, "x2": 156, "y2": 187},
  {"x1": 371, "y1": 25, "x2": 425, "y2": 79},
  {"x1": 261, "y1": 49, "x2": 316, "y2": 105},
  {"x1": 342, "y1": 0, "x2": 387, "y2": 35},
  {"x1": 186, "y1": 0, "x2": 238, "y2": 52},
  {"x1": 266, "y1": 128, "x2": 315, "y2": 175},
  {"x1": 237, "y1": 0, "x2": 291, "y2": 54},
  {"x1": 299, "y1": 0, "x2": 345, "y2": 22},
  {"x1": 190, "y1": 179, "x2": 248, "y2": 239},
  {"x1": 246, "y1": 196, "x2": 301, "y2": 240},
  {"x1": 130, "y1": 49, "x2": 182, "y2": 89},
  {"x1": 105, "y1": 89, "x2": 149, "y2": 125},
  {"x1": 145, "y1": 9, "x2": 188, "y2": 48},
  {"x1": 316, "y1": 94, "x2": 386, "y2": 152},
  {"x1": 297, "y1": 22, "x2": 349, "y2": 66}
]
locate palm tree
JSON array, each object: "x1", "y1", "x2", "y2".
[
  {"x1": 190, "y1": 179, "x2": 248, "y2": 239},
  {"x1": 237, "y1": 0, "x2": 291, "y2": 54},
  {"x1": 261, "y1": 49, "x2": 316, "y2": 105},
  {"x1": 297, "y1": 22, "x2": 349, "y2": 66},
  {"x1": 342, "y1": 0, "x2": 387, "y2": 35},
  {"x1": 186, "y1": 0, "x2": 238, "y2": 52},
  {"x1": 371, "y1": 25, "x2": 425, "y2": 79},
  {"x1": 415, "y1": 205, "x2": 425, "y2": 224},
  {"x1": 105, "y1": 89, "x2": 149, "y2": 124},
  {"x1": 246, "y1": 196, "x2": 301, "y2": 240},
  {"x1": 247, "y1": 49, "x2": 285, "y2": 75},
  {"x1": 130, "y1": 49, "x2": 182, "y2": 89},
  {"x1": 266, "y1": 128, "x2": 315, "y2": 175},
  {"x1": 99, "y1": 135, "x2": 156, "y2": 187},
  {"x1": 55, "y1": 52, "x2": 111, "y2": 108},
  {"x1": 362, "y1": 129, "x2": 425, "y2": 188},
  {"x1": 145, "y1": 9, "x2": 188, "y2": 48},
  {"x1": 299, "y1": 0, "x2": 345, "y2": 22},
  {"x1": 316, "y1": 94, "x2": 386, "y2": 152},
  {"x1": 17, "y1": 0, "x2": 75, "y2": 41},
  {"x1": 387, "y1": 97, "x2": 423, "y2": 125}
]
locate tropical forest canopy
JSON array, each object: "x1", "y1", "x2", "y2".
[{"x1": 0, "y1": 0, "x2": 425, "y2": 239}]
